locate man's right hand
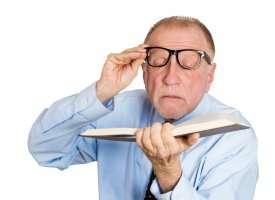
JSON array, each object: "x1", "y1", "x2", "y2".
[{"x1": 96, "y1": 44, "x2": 148, "y2": 102}]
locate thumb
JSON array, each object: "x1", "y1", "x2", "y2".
[
  {"x1": 131, "y1": 57, "x2": 145, "y2": 74},
  {"x1": 177, "y1": 133, "x2": 200, "y2": 151},
  {"x1": 187, "y1": 133, "x2": 200, "y2": 145}
]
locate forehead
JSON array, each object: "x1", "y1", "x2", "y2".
[{"x1": 146, "y1": 25, "x2": 210, "y2": 52}]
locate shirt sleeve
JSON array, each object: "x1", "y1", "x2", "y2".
[
  {"x1": 28, "y1": 82, "x2": 114, "y2": 170},
  {"x1": 150, "y1": 128, "x2": 258, "y2": 200}
]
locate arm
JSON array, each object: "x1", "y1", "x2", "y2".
[
  {"x1": 27, "y1": 83, "x2": 114, "y2": 170},
  {"x1": 149, "y1": 128, "x2": 258, "y2": 200},
  {"x1": 28, "y1": 44, "x2": 147, "y2": 170}
]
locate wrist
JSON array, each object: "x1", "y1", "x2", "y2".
[
  {"x1": 153, "y1": 159, "x2": 182, "y2": 177},
  {"x1": 153, "y1": 158, "x2": 182, "y2": 193},
  {"x1": 153, "y1": 156, "x2": 181, "y2": 171},
  {"x1": 96, "y1": 80, "x2": 117, "y2": 103}
]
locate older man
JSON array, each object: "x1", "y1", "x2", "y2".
[{"x1": 28, "y1": 16, "x2": 258, "y2": 200}]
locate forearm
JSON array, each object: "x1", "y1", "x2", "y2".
[
  {"x1": 96, "y1": 79, "x2": 118, "y2": 103},
  {"x1": 28, "y1": 82, "x2": 113, "y2": 169},
  {"x1": 153, "y1": 158, "x2": 182, "y2": 193},
  {"x1": 150, "y1": 133, "x2": 258, "y2": 200}
]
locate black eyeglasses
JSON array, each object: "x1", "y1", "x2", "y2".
[{"x1": 144, "y1": 47, "x2": 212, "y2": 70}]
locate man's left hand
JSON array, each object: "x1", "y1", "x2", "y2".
[{"x1": 136, "y1": 122, "x2": 200, "y2": 193}]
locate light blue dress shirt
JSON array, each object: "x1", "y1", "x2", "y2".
[{"x1": 28, "y1": 82, "x2": 258, "y2": 200}]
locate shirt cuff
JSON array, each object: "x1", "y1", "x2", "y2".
[
  {"x1": 74, "y1": 82, "x2": 114, "y2": 121},
  {"x1": 151, "y1": 174, "x2": 196, "y2": 200},
  {"x1": 150, "y1": 179, "x2": 172, "y2": 200}
]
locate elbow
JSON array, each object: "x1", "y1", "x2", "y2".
[
  {"x1": 27, "y1": 124, "x2": 44, "y2": 167},
  {"x1": 27, "y1": 109, "x2": 49, "y2": 166},
  {"x1": 27, "y1": 124, "x2": 70, "y2": 171},
  {"x1": 27, "y1": 132, "x2": 68, "y2": 170}
]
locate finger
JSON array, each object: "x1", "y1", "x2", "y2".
[
  {"x1": 142, "y1": 127, "x2": 154, "y2": 154},
  {"x1": 150, "y1": 122, "x2": 165, "y2": 154},
  {"x1": 175, "y1": 136, "x2": 189, "y2": 150},
  {"x1": 123, "y1": 47, "x2": 146, "y2": 54},
  {"x1": 161, "y1": 122, "x2": 174, "y2": 142},
  {"x1": 161, "y1": 122, "x2": 176, "y2": 148},
  {"x1": 108, "y1": 54, "x2": 126, "y2": 65},
  {"x1": 176, "y1": 133, "x2": 200, "y2": 151},
  {"x1": 115, "y1": 52, "x2": 146, "y2": 64},
  {"x1": 186, "y1": 133, "x2": 200, "y2": 145},
  {"x1": 135, "y1": 128, "x2": 144, "y2": 148},
  {"x1": 130, "y1": 55, "x2": 146, "y2": 73},
  {"x1": 122, "y1": 44, "x2": 149, "y2": 53},
  {"x1": 108, "y1": 52, "x2": 145, "y2": 68}
]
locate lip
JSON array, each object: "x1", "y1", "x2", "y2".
[{"x1": 161, "y1": 95, "x2": 182, "y2": 99}]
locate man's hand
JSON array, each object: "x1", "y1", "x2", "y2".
[
  {"x1": 136, "y1": 122, "x2": 200, "y2": 193},
  {"x1": 96, "y1": 44, "x2": 148, "y2": 102}
]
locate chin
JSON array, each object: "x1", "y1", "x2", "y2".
[
  {"x1": 155, "y1": 98, "x2": 188, "y2": 119},
  {"x1": 158, "y1": 106, "x2": 188, "y2": 120}
]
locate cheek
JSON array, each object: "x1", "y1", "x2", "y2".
[
  {"x1": 144, "y1": 68, "x2": 210, "y2": 116},
  {"x1": 192, "y1": 73, "x2": 207, "y2": 89},
  {"x1": 187, "y1": 71, "x2": 209, "y2": 101},
  {"x1": 144, "y1": 70, "x2": 162, "y2": 102}
]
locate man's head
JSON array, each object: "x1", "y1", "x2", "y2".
[{"x1": 142, "y1": 16, "x2": 216, "y2": 119}]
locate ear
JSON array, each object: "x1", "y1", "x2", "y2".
[
  {"x1": 206, "y1": 63, "x2": 216, "y2": 91},
  {"x1": 141, "y1": 63, "x2": 149, "y2": 88},
  {"x1": 141, "y1": 63, "x2": 146, "y2": 71}
]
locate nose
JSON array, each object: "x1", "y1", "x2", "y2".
[{"x1": 163, "y1": 55, "x2": 182, "y2": 85}]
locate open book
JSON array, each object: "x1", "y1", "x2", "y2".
[{"x1": 80, "y1": 113, "x2": 250, "y2": 142}]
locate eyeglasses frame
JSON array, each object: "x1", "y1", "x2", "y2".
[{"x1": 144, "y1": 46, "x2": 212, "y2": 70}]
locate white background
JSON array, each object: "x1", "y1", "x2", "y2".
[{"x1": 0, "y1": 0, "x2": 274, "y2": 199}]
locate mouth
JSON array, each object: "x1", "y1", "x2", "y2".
[{"x1": 161, "y1": 95, "x2": 182, "y2": 100}]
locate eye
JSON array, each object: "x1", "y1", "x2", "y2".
[
  {"x1": 178, "y1": 51, "x2": 200, "y2": 68},
  {"x1": 149, "y1": 57, "x2": 167, "y2": 66},
  {"x1": 147, "y1": 48, "x2": 170, "y2": 67}
]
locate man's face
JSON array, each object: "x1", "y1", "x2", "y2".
[{"x1": 142, "y1": 25, "x2": 216, "y2": 119}]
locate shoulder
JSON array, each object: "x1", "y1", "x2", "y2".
[
  {"x1": 96, "y1": 89, "x2": 152, "y2": 127},
  {"x1": 116, "y1": 89, "x2": 148, "y2": 101},
  {"x1": 113, "y1": 89, "x2": 150, "y2": 110},
  {"x1": 204, "y1": 94, "x2": 252, "y2": 124},
  {"x1": 198, "y1": 93, "x2": 258, "y2": 164}
]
